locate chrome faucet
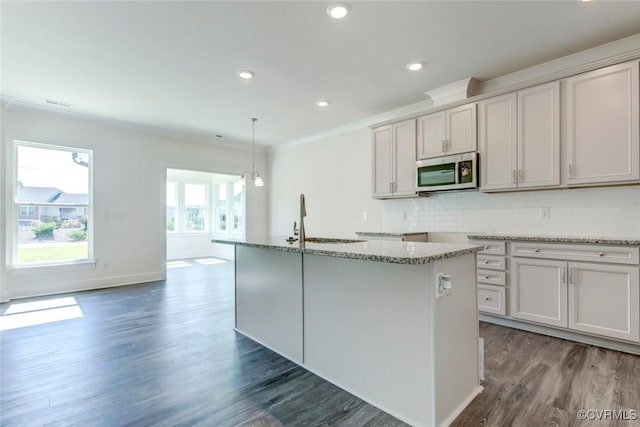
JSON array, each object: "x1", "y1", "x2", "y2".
[{"x1": 299, "y1": 193, "x2": 306, "y2": 249}]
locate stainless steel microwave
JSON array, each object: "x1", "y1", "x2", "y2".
[{"x1": 416, "y1": 152, "x2": 478, "y2": 192}]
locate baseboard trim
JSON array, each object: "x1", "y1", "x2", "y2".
[
  {"x1": 8, "y1": 271, "x2": 165, "y2": 300},
  {"x1": 480, "y1": 314, "x2": 640, "y2": 355},
  {"x1": 439, "y1": 385, "x2": 484, "y2": 427}
]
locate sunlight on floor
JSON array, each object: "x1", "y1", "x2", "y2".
[
  {"x1": 194, "y1": 258, "x2": 226, "y2": 265},
  {"x1": 0, "y1": 297, "x2": 84, "y2": 331},
  {"x1": 166, "y1": 261, "x2": 191, "y2": 269}
]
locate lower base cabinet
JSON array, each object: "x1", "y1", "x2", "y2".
[
  {"x1": 568, "y1": 262, "x2": 639, "y2": 342},
  {"x1": 472, "y1": 238, "x2": 640, "y2": 345},
  {"x1": 511, "y1": 258, "x2": 567, "y2": 327}
]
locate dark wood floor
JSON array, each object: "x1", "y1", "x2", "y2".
[{"x1": 1, "y1": 259, "x2": 639, "y2": 427}]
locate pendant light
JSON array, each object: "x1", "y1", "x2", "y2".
[{"x1": 241, "y1": 118, "x2": 264, "y2": 187}]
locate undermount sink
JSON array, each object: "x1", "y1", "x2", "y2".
[{"x1": 285, "y1": 237, "x2": 364, "y2": 245}]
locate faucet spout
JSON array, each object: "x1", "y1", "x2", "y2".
[{"x1": 299, "y1": 194, "x2": 306, "y2": 249}]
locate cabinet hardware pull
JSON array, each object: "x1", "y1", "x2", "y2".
[
  {"x1": 569, "y1": 267, "x2": 575, "y2": 285},
  {"x1": 533, "y1": 248, "x2": 540, "y2": 253},
  {"x1": 441, "y1": 141, "x2": 445, "y2": 152},
  {"x1": 569, "y1": 164, "x2": 573, "y2": 179},
  {"x1": 484, "y1": 246, "x2": 490, "y2": 250},
  {"x1": 485, "y1": 297, "x2": 492, "y2": 301},
  {"x1": 482, "y1": 260, "x2": 489, "y2": 264},
  {"x1": 562, "y1": 267, "x2": 567, "y2": 284},
  {"x1": 483, "y1": 275, "x2": 490, "y2": 279},
  {"x1": 519, "y1": 169, "x2": 523, "y2": 183},
  {"x1": 598, "y1": 252, "x2": 605, "y2": 256},
  {"x1": 512, "y1": 170, "x2": 516, "y2": 184}
]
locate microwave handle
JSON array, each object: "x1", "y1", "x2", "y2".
[{"x1": 454, "y1": 161, "x2": 460, "y2": 184}]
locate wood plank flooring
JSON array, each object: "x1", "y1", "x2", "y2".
[{"x1": 1, "y1": 258, "x2": 639, "y2": 426}]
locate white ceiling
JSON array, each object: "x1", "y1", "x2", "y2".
[{"x1": 2, "y1": 1, "x2": 640, "y2": 148}]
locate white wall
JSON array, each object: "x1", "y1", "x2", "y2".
[
  {"x1": 1, "y1": 104, "x2": 267, "y2": 300},
  {"x1": 269, "y1": 127, "x2": 384, "y2": 238}
]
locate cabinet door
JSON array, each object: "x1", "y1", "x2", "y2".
[
  {"x1": 518, "y1": 81, "x2": 560, "y2": 188},
  {"x1": 568, "y1": 262, "x2": 639, "y2": 342},
  {"x1": 478, "y1": 93, "x2": 517, "y2": 191},
  {"x1": 447, "y1": 103, "x2": 477, "y2": 155},
  {"x1": 372, "y1": 126, "x2": 393, "y2": 197},
  {"x1": 511, "y1": 258, "x2": 567, "y2": 327},
  {"x1": 393, "y1": 119, "x2": 417, "y2": 196},
  {"x1": 417, "y1": 111, "x2": 446, "y2": 159},
  {"x1": 566, "y1": 61, "x2": 639, "y2": 185}
]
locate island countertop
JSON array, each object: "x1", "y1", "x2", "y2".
[{"x1": 212, "y1": 236, "x2": 482, "y2": 265}]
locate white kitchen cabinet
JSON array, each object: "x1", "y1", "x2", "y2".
[
  {"x1": 510, "y1": 258, "x2": 567, "y2": 328},
  {"x1": 417, "y1": 103, "x2": 476, "y2": 159},
  {"x1": 478, "y1": 93, "x2": 517, "y2": 190},
  {"x1": 568, "y1": 262, "x2": 639, "y2": 342},
  {"x1": 565, "y1": 60, "x2": 640, "y2": 186},
  {"x1": 372, "y1": 119, "x2": 417, "y2": 198},
  {"x1": 479, "y1": 81, "x2": 560, "y2": 191}
]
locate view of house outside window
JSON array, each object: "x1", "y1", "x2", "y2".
[
  {"x1": 15, "y1": 142, "x2": 92, "y2": 265},
  {"x1": 185, "y1": 183, "x2": 207, "y2": 231}
]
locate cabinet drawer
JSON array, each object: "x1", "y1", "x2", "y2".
[
  {"x1": 470, "y1": 240, "x2": 506, "y2": 255},
  {"x1": 477, "y1": 269, "x2": 506, "y2": 286},
  {"x1": 477, "y1": 255, "x2": 506, "y2": 270},
  {"x1": 510, "y1": 242, "x2": 639, "y2": 265},
  {"x1": 478, "y1": 284, "x2": 506, "y2": 316}
]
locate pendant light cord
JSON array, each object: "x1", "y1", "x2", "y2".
[{"x1": 251, "y1": 118, "x2": 257, "y2": 177}]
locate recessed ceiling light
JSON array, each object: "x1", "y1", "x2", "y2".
[
  {"x1": 327, "y1": 3, "x2": 350, "y2": 19},
  {"x1": 237, "y1": 70, "x2": 255, "y2": 79},
  {"x1": 406, "y1": 61, "x2": 425, "y2": 71},
  {"x1": 317, "y1": 100, "x2": 330, "y2": 107}
]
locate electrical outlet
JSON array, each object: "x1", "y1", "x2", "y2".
[
  {"x1": 539, "y1": 207, "x2": 550, "y2": 219},
  {"x1": 362, "y1": 211, "x2": 368, "y2": 220}
]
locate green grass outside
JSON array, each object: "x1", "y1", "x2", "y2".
[{"x1": 18, "y1": 243, "x2": 88, "y2": 263}]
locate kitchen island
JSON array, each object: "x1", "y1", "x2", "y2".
[{"x1": 212, "y1": 236, "x2": 484, "y2": 427}]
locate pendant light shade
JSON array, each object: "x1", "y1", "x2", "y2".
[{"x1": 240, "y1": 117, "x2": 264, "y2": 187}]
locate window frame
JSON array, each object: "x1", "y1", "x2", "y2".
[{"x1": 11, "y1": 140, "x2": 94, "y2": 267}]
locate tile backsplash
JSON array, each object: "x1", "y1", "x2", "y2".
[{"x1": 384, "y1": 186, "x2": 640, "y2": 237}]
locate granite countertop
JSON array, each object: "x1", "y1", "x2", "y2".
[
  {"x1": 355, "y1": 231, "x2": 429, "y2": 237},
  {"x1": 212, "y1": 236, "x2": 482, "y2": 265},
  {"x1": 467, "y1": 234, "x2": 640, "y2": 246}
]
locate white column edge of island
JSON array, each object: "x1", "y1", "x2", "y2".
[{"x1": 214, "y1": 237, "x2": 484, "y2": 427}]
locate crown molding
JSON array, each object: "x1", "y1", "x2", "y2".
[{"x1": 0, "y1": 97, "x2": 268, "y2": 154}]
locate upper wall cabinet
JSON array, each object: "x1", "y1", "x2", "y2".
[
  {"x1": 372, "y1": 119, "x2": 417, "y2": 199},
  {"x1": 417, "y1": 103, "x2": 477, "y2": 159},
  {"x1": 479, "y1": 81, "x2": 560, "y2": 192},
  {"x1": 565, "y1": 60, "x2": 640, "y2": 186}
]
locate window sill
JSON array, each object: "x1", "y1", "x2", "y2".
[{"x1": 9, "y1": 260, "x2": 97, "y2": 276}]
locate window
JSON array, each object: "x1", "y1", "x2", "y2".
[
  {"x1": 166, "y1": 182, "x2": 177, "y2": 232},
  {"x1": 214, "y1": 181, "x2": 244, "y2": 235},
  {"x1": 165, "y1": 169, "x2": 244, "y2": 237},
  {"x1": 185, "y1": 184, "x2": 207, "y2": 231},
  {"x1": 14, "y1": 142, "x2": 92, "y2": 265}
]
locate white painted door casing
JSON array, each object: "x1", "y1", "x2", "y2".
[{"x1": 565, "y1": 60, "x2": 640, "y2": 185}]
